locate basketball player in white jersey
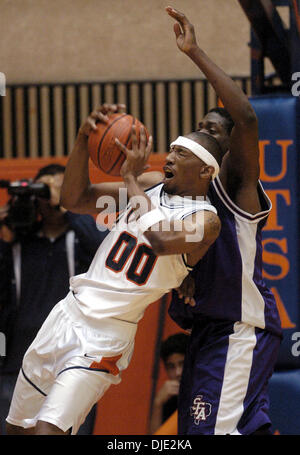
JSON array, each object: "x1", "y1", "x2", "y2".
[{"x1": 6, "y1": 104, "x2": 222, "y2": 435}]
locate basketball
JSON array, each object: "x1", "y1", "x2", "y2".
[{"x1": 88, "y1": 113, "x2": 150, "y2": 176}]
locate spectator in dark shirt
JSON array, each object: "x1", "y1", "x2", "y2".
[
  {"x1": 149, "y1": 333, "x2": 189, "y2": 434},
  {"x1": 0, "y1": 164, "x2": 108, "y2": 435}
]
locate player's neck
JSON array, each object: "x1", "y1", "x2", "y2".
[{"x1": 178, "y1": 182, "x2": 210, "y2": 199}]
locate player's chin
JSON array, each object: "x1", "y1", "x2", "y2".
[{"x1": 162, "y1": 178, "x2": 177, "y2": 194}]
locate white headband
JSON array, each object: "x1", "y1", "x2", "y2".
[{"x1": 170, "y1": 136, "x2": 220, "y2": 179}]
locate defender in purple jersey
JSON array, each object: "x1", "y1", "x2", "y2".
[{"x1": 166, "y1": 7, "x2": 282, "y2": 435}]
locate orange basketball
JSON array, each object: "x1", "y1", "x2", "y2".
[{"x1": 88, "y1": 113, "x2": 150, "y2": 176}]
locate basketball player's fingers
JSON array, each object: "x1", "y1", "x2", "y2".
[
  {"x1": 86, "y1": 117, "x2": 98, "y2": 131},
  {"x1": 139, "y1": 126, "x2": 147, "y2": 149},
  {"x1": 91, "y1": 111, "x2": 109, "y2": 124},
  {"x1": 166, "y1": 6, "x2": 191, "y2": 27},
  {"x1": 131, "y1": 125, "x2": 138, "y2": 151},
  {"x1": 139, "y1": 127, "x2": 149, "y2": 158},
  {"x1": 179, "y1": 273, "x2": 195, "y2": 296},
  {"x1": 100, "y1": 103, "x2": 126, "y2": 115},
  {"x1": 100, "y1": 103, "x2": 117, "y2": 114},
  {"x1": 114, "y1": 138, "x2": 129, "y2": 156},
  {"x1": 173, "y1": 23, "x2": 183, "y2": 39},
  {"x1": 115, "y1": 139, "x2": 135, "y2": 164},
  {"x1": 184, "y1": 296, "x2": 196, "y2": 307},
  {"x1": 116, "y1": 103, "x2": 126, "y2": 112},
  {"x1": 174, "y1": 287, "x2": 184, "y2": 299},
  {"x1": 166, "y1": 6, "x2": 194, "y2": 37},
  {"x1": 145, "y1": 136, "x2": 153, "y2": 159}
]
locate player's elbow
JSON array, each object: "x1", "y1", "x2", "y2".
[
  {"x1": 206, "y1": 216, "x2": 222, "y2": 245},
  {"x1": 59, "y1": 192, "x2": 75, "y2": 211},
  {"x1": 60, "y1": 190, "x2": 86, "y2": 213},
  {"x1": 240, "y1": 105, "x2": 257, "y2": 127}
]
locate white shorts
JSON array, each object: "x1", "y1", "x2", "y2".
[{"x1": 6, "y1": 292, "x2": 137, "y2": 434}]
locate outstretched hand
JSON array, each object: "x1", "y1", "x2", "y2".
[
  {"x1": 165, "y1": 6, "x2": 198, "y2": 54},
  {"x1": 116, "y1": 125, "x2": 153, "y2": 180}
]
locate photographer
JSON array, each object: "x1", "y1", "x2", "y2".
[{"x1": 0, "y1": 164, "x2": 109, "y2": 435}]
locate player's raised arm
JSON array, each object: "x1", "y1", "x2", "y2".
[
  {"x1": 60, "y1": 104, "x2": 123, "y2": 214},
  {"x1": 166, "y1": 6, "x2": 260, "y2": 205},
  {"x1": 60, "y1": 104, "x2": 162, "y2": 215}
]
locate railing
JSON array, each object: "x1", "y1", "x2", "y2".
[{"x1": 0, "y1": 77, "x2": 251, "y2": 159}]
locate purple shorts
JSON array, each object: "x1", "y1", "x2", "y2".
[{"x1": 178, "y1": 317, "x2": 281, "y2": 435}]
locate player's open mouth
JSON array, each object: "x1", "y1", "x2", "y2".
[{"x1": 163, "y1": 167, "x2": 174, "y2": 180}]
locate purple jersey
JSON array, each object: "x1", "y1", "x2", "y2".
[{"x1": 169, "y1": 176, "x2": 282, "y2": 337}]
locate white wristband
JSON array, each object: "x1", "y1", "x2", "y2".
[{"x1": 138, "y1": 207, "x2": 165, "y2": 234}]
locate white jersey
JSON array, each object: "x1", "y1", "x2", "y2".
[{"x1": 70, "y1": 183, "x2": 217, "y2": 324}]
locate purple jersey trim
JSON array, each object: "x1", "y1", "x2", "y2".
[{"x1": 213, "y1": 177, "x2": 271, "y2": 222}]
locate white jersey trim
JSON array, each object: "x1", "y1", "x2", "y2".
[
  {"x1": 235, "y1": 219, "x2": 266, "y2": 329},
  {"x1": 214, "y1": 322, "x2": 257, "y2": 435}
]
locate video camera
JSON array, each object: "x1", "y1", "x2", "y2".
[{"x1": 0, "y1": 179, "x2": 50, "y2": 237}]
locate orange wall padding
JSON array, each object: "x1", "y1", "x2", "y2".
[{"x1": 0, "y1": 154, "x2": 186, "y2": 435}]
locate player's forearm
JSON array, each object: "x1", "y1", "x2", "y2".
[
  {"x1": 145, "y1": 227, "x2": 200, "y2": 256},
  {"x1": 186, "y1": 46, "x2": 257, "y2": 126},
  {"x1": 60, "y1": 133, "x2": 95, "y2": 213},
  {"x1": 145, "y1": 211, "x2": 220, "y2": 257}
]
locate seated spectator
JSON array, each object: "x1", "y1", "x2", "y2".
[{"x1": 149, "y1": 332, "x2": 189, "y2": 434}]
